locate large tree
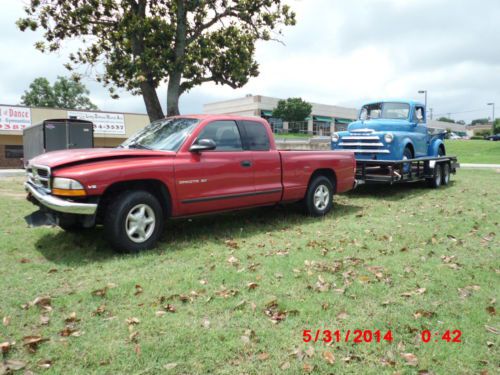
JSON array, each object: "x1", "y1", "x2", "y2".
[
  {"x1": 272, "y1": 97, "x2": 312, "y2": 122},
  {"x1": 18, "y1": 1, "x2": 295, "y2": 121},
  {"x1": 21, "y1": 76, "x2": 98, "y2": 110}
]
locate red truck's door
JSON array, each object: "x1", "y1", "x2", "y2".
[
  {"x1": 238, "y1": 120, "x2": 282, "y2": 205},
  {"x1": 174, "y1": 120, "x2": 257, "y2": 215}
]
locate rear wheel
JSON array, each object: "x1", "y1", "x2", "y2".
[
  {"x1": 104, "y1": 190, "x2": 165, "y2": 253},
  {"x1": 427, "y1": 163, "x2": 442, "y2": 188},
  {"x1": 304, "y1": 175, "x2": 334, "y2": 216},
  {"x1": 441, "y1": 162, "x2": 451, "y2": 186}
]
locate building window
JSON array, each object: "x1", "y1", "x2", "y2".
[{"x1": 5, "y1": 145, "x2": 24, "y2": 159}]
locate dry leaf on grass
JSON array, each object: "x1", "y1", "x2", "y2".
[
  {"x1": 40, "y1": 315, "x2": 50, "y2": 325},
  {"x1": 257, "y1": 352, "x2": 269, "y2": 361},
  {"x1": 134, "y1": 284, "x2": 143, "y2": 296},
  {"x1": 2, "y1": 316, "x2": 10, "y2": 326},
  {"x1": 2, "y1": 359, "x2": 26, "y2": 371},
  {"x1": 31, "y1": 296, "x2": 52, "y2": 311},
  {"x1": 65, "y1": 312, "x2": 80, "y2": 323},
  {"x1": 23, "y1": 336, "x2": 48, "y2": 352},
  {"x1": 401, "y1": 352, "x2": 418, "y2": 366},
  {"x1": 413, "y1": 310, "x2": 436, "y2": 319},
  {"x1": 485, "y1": 325, "x2": 499, "y2": 335},
  {"x1": 0, "y1": 341, "x2": 12, "y2": 354},
  {"x1": 322, "y1": 350, "x2": 335, "y2": 364},
  {"x1": 225, "y1": 239, "x2": 239, "y2": 249},
  {"x1": 126, "y1": 317, "x2": 140, "y2": 325},
  {"x1": 164, "y1": 363, "x2": 178, "y2": 370},
  {"x1": 247, "y1": 282, "x2": 259, "y2": 290},
  {"x1": 227, "y1": 255, "x2": 240, "y2": 266},
  {"x1": 38, "y1": 359, "x2": 53, "y2": 369},
  {"x1": 303, "y1": 363, "x2": 315, "y2": 373},
  {"x1": 92, "y1": 305, "x2": 107, "y2": 316},
  {"x1": 91, "y1": 287, "x2": 108, "y2": 297}
]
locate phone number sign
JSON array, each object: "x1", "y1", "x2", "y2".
[
  {"x1": 0, "y1": 106, "x2": 32, "y2": 131},
  {"x1": 67, "y1": 110, "x2": 126, "y2": 135}
]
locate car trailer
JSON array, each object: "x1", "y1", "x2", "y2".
[{"x1": 356, "y1": 156, "x2": 459, "y2": 188}]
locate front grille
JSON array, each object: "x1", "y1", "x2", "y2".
[
  {"x1": 27, "y1": 165, "x2": 51, "y2": 191},
  {"x1": 337, "y1": 131, "x2": 389, "y2": 154}
]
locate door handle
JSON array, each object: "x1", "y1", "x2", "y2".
[{"x1": 240, "y1": 160, "x2": 252, "y2": 167}]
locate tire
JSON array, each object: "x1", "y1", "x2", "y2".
[
  {"x1": 304, "y1": 175, "x2": 334, "y2": 217},
  {"x1": 58, "y1": 214, "x2": 84, "y2": 232},
  {"x1": 402, "y1": 146, "x2": 413, "y2": 174},
  {"x1": 427, "y1": 162, "x2": 442, "y2": 188},
  {"x1": 104, "y1": 190, "x2": 165, "y2": 253},
  {"x1": 441, "y1": 162, "x2": 451, "y2": 186}
]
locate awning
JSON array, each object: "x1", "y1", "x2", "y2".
[
  {"x1": 335, "y1": 118, "x2": 354, "y2": 124},
  {"x1": 261, "y1": 110, "x2": 273, "y2": 116},
  {"x1": 314, "y1": 115, "x2": 333, "y2": 122}
]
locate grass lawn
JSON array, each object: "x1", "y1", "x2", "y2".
[
  {"x1": 274, "y1": 133, "x2": 314, "y2": 140},
  {"x1": 443, "y1": 140, "x2": 499, "y2": 164},
  {"x1": 0, "y1": 170, "x2": 499, "y2": 374}
]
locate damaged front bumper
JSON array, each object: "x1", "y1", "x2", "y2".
[{"x1": 24, "y1": 182, "x2": 97, "y2": 215}]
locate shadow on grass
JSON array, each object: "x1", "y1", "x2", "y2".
[
  {"x1": 36, "y1": 201, "x2": 362, "y2": 266},
  {"x1": 348, "y1": 180, "x2": 457, "y2": 201}
]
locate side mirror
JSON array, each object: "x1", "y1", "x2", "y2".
[{"x1": 190, "y1": 138, "x2": 216, "y2": 152}]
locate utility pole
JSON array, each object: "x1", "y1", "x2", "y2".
[
  {"x1": 487, "y1": 103, "x2": 495, "y2": 134},
  {"x1": 429, "y1": 108, "x2": 433, "y2": 120},
  {"x1": 418, "y1": 90, "x2": 427, "y2": 111}
]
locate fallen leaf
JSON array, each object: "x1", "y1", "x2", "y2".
[
  {"x1": 337, "y1": 311, "x2": 349, "y2": 320},
  {"x1": 225, "y1": 239, "x2": 239, "y2": 249},
  {"x1": 486, "y1": 306, "x2": 496, "y2": 316},
  {"x1": 216, "y1": 287, "x2": 239, "y2": 299},
  {"x1": 129, "y1": 331, "x2": 139, "y2": 342},
  {"x1": 19, "y1": 258, "x2": 31, "y2": 263},
  {"x1": 305, "y1": 346, "x2": 315, "y2": 358},
  {"x1": 202, "y1": 318, "x2": 210, "y2": 328},
  {"x1": 485, "y1": 325, "x2": 499, "y2": 335},
  {"x1": 40, "y1": 315, "x2": 50, "y2": 325},
  {"x1": 413, "y1": 310, "x2": 436, "y2": 319},
  {"x1": 227, "y1": 255, "x2": 240, "y2": 266},
  {"x1": 247, "y1": 282, "x2": 259, "y2": 290},
  {"x1": 257, "y1": 352, "x2": 269, "y2": 361},
  {"x1": 0, "y1": 341, "x2": 12, "y2": 354},
  {"x1": 37, "y1": 359, "x2": 52, "y2": 369},
  {"x1": 134, "y1": 344, "x2": 141, "y2": 356},
  {"x1": 92, "y1": 304, "x2": 107, "y2": 316},
  {"x1": 32, "y1": 296, "x2": 52, "y2": 311},
  {"x1": 280, "y1": 361, "x2": 291, "y2": 370},
  {"x1": 126, "y1": 317, "x2": 140, "y2": 325},
  {"x1": 164, "y1": 363, "x2": 178, "y2": 370},
  {"x1": 322, "y1": 350, "x2": 335, "y2": 364},
  {"x1": 65, "y1": 312, "x2": 80, "y2": 323},
  {"x1": 92, "y1": 288, "x2": 108, "y2": 297},
  {"x1": 303, "y1": 363, "x2": 315, "y2": 373},
  {"x1": 22, "y1": 336, "x2": 48, "y2": 352},
  {"x1": 59, "y1": 326, "x2": 81, "y2": 337},
  {"x1": 401, "y1": 352, "x2": 418, "y2": 366},
  {"x1": 3, "y1": 359, "x2": 26, "y2": 371},
  {"x1": 155, "y1": 311, "x2": 166, "y2": 317},
  {"x1": 2, "y1": 316, "x2": 10, "y2": 326},
  {"x1": 134, "y1": 284, "x2": 143, "y2": 296},
  {"x1": 164, "y1": 304, "x2": 176, "y2": 313},
  {"x1": 48, "y1": 268, "x2": 58, "y2": 274},
  {"x1": 199, "y1": 279, "x2": 208, "y2": 285}
]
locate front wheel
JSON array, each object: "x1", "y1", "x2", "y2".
[
  {"x1": 104, "y1": 191, "x2": 165, "y2": 253},
  {"x1": 304, "y1": 176, "x2": 334, "y2": 216}
]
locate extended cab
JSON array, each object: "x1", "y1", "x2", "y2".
[{"x1": 25, "y1": 115, "x2": 356, "y2": 252}]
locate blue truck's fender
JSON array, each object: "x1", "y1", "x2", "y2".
[
  {"x1": 428, "y1": 136, "x2": 446, "y2": 157},
  {"x1": 399, "y1": 138, "x2": 415, "y2": 159}
]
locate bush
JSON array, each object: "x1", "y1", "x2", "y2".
[{"x1": 470, "y1": 136, "x2": 484, "y2": 140}]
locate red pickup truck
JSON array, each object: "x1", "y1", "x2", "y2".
[{"x1": 25, "y1": 115, "x2": 356, "y2": 252}]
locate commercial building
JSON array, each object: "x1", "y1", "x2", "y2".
[
  {"x1": 0, "y1": 104, "x2": 150, "y2": 168},
  {"x1": 203, "y1": 95, "x2": 358, "y2": 135}
]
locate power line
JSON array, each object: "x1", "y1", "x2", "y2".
[{"x1": 433, "y1": 108, "x2": 490, "y2": 118}]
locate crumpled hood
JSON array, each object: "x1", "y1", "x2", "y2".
[{"x1": 29, "y1": 148, "x2": 174, "y2": 168}]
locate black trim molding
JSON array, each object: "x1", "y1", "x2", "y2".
[{"x1": 181, "y1": 189, "x2": 282, "y2": 204}]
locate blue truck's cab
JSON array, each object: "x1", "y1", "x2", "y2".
[{"x1": 331, "y1": 100, "x2": 446, "y2": 161}]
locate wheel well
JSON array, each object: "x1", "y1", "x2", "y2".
[
  {"x1": 309, "y1": 169, "x2": 337, "y2": 193},
  {"x1": 98, "y1": 180, "x2": 171, "y2": 220},
  {"x1": 438, "y1": 143, "x2": 446, "y2": 155},
  {"x1": 404, "y1": 143, "x2": 415, "y2": 158}
]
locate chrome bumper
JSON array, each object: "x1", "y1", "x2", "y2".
[{"x1": 25, "y1": 182, "x2": 97, "y2": 215}]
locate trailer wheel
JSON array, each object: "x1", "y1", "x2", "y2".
[
  {"x1": 104, "y1": 190, "x2": 164, "y2": 253},
  {"x1": 304, "y1": 175, "x2": 334, "y2": 216},
  {"x1": 427, "y1": 163, "x2": 442, "y2": 188},
  {"x1": 441, "y1": 162, "x2": 451, "y2": 186}
]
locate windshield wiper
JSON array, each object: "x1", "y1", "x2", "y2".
[{"x1": 127, "y1": 142, "x2": 152, "y2": 150}]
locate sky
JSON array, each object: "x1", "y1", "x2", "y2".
[{"x1": 1, "y1": 0, "x2": 499, "y2": 123}]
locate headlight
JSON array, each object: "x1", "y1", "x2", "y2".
[
  {"x1": 384, "y1": 133, "x2": 394, "y2": 143},
  {"x1": 331, "y1": 133, "x2": 340, "y2": 143},
  {"x1": 52, "y1": 177, "x2": 86, "y2": 196}
]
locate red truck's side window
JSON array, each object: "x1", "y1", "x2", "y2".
[
  {"x1": 196, "y1": 121, "x2": 243, "y2": 151},
  {"x1": 239, "y1": 121, "x2": 270, "y2": 151}
]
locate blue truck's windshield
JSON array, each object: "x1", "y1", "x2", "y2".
[{"x1": 360, "y1": 102, "x2": 410, "y2": 120}]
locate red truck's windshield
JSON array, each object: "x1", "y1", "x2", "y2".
[{"x1": 120, "y1": 118, "x2": 199, "y2": 151}]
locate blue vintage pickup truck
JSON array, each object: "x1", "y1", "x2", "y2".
[{"x1": 331, "y1": 100, "x2": 458, "y2": 187}]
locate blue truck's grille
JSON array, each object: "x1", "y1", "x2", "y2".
[{"x1": 337, "y1": 132, "x2": 389, "y2": 154}]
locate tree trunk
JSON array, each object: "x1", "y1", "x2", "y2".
[
  {"x1": 140, "y1": 80, "x2": 164, "y2": 122},
  {"x1": 166, "y1": 71, "x2": 181, "y2": 116}
]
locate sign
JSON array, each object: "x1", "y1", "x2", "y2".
[
  {"x1": 0, "y1": 106, "x2": 32, "y2": 131},
  {"x1": 67, "y1": 110, "x2": 126, "y2": 135}
]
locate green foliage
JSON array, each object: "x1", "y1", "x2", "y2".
[
  {"x1": 471, "y1": 118, "x2": 489, "y2": 125},
  {"x1": 18, "y1": 0, "x2": 296, "y2": 119},
  {"x1": 437, "y1": 117, "x2": 455, "y2": 123},
  {"x1": 21, "y1": 76, "x2": 98, "y2": 110},
  {"x1": 494, "y1": 119, "x2": 500, "y2": 134},
  {"x1": 272, "y1": 97, "x2": 312, "y2": 122}
]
